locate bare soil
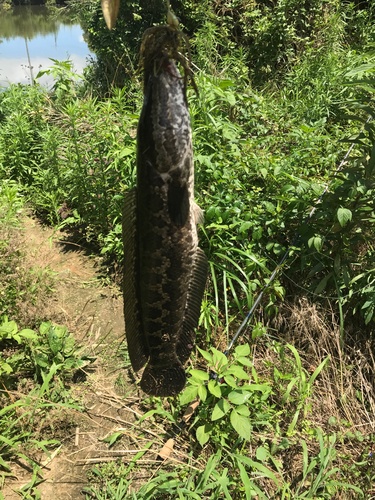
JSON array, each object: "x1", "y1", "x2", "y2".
[{"x1": 1, "y1": 215, "x2": 147, "y2": 499}]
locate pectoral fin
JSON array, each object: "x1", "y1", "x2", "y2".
[
  {"x1": 177, "y1": 247, "x2": 208, "y2": 364},
  {"x1": 122, "y1": 188, "x2": 149, "y2": 371}
]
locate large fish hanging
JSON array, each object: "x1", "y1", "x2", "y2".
[{"x1": 121, "y1": 14, "x2": 208, "y2": 396}]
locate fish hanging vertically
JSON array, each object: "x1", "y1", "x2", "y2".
[{"x1": 122, "y1": 28, "x2": 207, "y2": 397}]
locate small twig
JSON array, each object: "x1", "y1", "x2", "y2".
[
  {"x1": 96, "y1": 449, "x2": 150, "y2": 454},
  {"x1": 67, "y1": 444, "x2": 95, "y2": 457},
  {"x1": 41, "y1": 445, "x2": 62, "y2": 468},
  {"x1": 75, "y1": 427, "x2": 80, "y2": 447},
  {"x1": 74, "y1": 297, "x2": 92, "y2": 326},
  {"x1": 90, "y1": 416, "x2": 161, "y2": 440},
  {"x1": 76, "y1": 458, "x2": 162, "y2": 464},
  {"x1": 56, "y1": 240, "x2": 86, "y2": 249},
  {"x1": 75, "y1": 457, "x2": 201, "y2": 470}
]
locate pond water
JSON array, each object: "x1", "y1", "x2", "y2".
[{"x1": 0, "y1": 5, "x2": 93, "y2": 88}]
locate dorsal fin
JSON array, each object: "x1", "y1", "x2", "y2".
[
  {"x1": 176, "y1": 247, "x2": 208, "y2": 364},
  {"x1": 122, "y1": 188, "x2": 149, "y2": 371}
]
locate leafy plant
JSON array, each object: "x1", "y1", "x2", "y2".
[
  {"x1": 180, "y1": 343, "x2": 274, "y2": 446},
  {"x1": 36, "y1": 58, "x2": 84, "y2": 103},
  {"x1": 0, "y1": 317, "x2": 94, "y2": 383},
  {"x1": 29, "y1": 321, "x2": 95, "y2": 382}
]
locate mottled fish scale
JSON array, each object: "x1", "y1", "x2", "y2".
[{"x1": 122, "y1": 58, "x2": 208, "y2": 397}]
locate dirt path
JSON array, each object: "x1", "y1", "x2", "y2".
[{"x1": 2, "y1": 216, "x2": 138, "y2": 499}]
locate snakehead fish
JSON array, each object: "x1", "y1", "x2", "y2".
[{"x1": 122, "y1": 55, "x2": 208, "y2": 397}]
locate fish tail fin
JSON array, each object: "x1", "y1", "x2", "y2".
[{"x1": 140, "y1": 361, "x2": 186, "y2": 397}]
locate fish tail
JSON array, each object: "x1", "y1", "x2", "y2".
[{"x1": 140, "y1": 360, "x2": 186, "y2": 397}]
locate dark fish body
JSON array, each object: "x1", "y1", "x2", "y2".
[{"x1": 122, "y1": 58, "x2": 207, "y2": 397}]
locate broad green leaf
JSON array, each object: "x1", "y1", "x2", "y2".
[
  {"x1": 190, "y1": 369, "x2": 209, "y2": 381},
  {"x1": 212, "y1": 399, "x2": 231, "y2": 421},
  {"x1": 314, "y1": 272, "x2": 333, "y2": 294},
  {"x1": 237, "y1": 356, "x2": 252, "y2": 367},
  {"x1": 208, "y1": 379, "x2": 222, "y2": 398},
  {"x1": 337, "y1": 207, "x2": 352, "y2": 227},
  {"x1": 225, "y1": 365, "x2": 250, "y2": 380},
  {"x1": 256, "y1": 446, "x2": 269, "y2": 461},
  {"x1": 230, "y1": 410, "x2": 251, "y2": 441},
  {"x1": 224, "y1": 375, "x2": 237, "y2": 388},
  {"x1": 228, "y1": 385, "x2": 269, "y2": 404},
  {"x1": 53, "y1": 353, "x2": 64, "y2": 364},
  {"x1": 313, "y1": 236, "x2": 322, "y2": 252},
  {"x1": 228, "y1": 390, "x2": 252, "y2": 405},
  {"x1": 64, "y1": 357, "x2": 77, "y2": 369},
  {"x1": 180, "y1": 385, "x2": 199, "y2": 405},
  {"x1": 328, "y1": 416, "x2": 338, "y2": 426},
  {"x1": 54, "y1": 325, "x2": 68, "y2": 338},
  {"x1": 362, "y1": 300, "x2": 373, "y2": 309},
  {"x1": 235, "y1": 344, "x2": 250, "y2": 357},
  {"x1": 196, "y1": 424, "x2": 212, "y2": 446},
  {"x1": 198, "y1": 384, "x2": 207, "y2": 402},
  {"x1": 280, "y1": 184, "x2": 294, "y2": 194},
  {"x1": 211, "y1": 348, "x2": 228, "y2": 370},
  {"x1": 18, "y1": 329, "x2": 38, "y2": 340},
  {"x1": 226, "y1": 92, "x2": 236, "y2": 106},
  {"x1": 35, "y1": 353, "x2": 49, "y2": 368},
  {"x1": 197, "y1": 347, "x2": 213, "y2": 364},
  {"x1": 365, "y1": 306, "x2": 374, "y2": 324},
  {"x1": 117, "y1": 147, "x2": 134, "y2": 158},
  {"x1": 39, "y1": 321, "x2": 51, "y2": 336},
  {"x1": 236, "y1": 404, "x2": 250, "y2": 416},
  {"x1": 0, "y1": 361, "x2": 12, "y2": 374},
  {"x1": 63, "y1": 336, "x2": 75, "y2": 354},
  {"x1": 0, "y1": 320, "x2": 18, "y2": 337},
  {"x1": 206, "y1": 206, "x2": 216, "y2": 220},
  {"x1": 240, "y1": 221, "x2": 251, "y2": 233},
  {"x1": 48, "y1": 330, "x2": 63, "y2": 355}
]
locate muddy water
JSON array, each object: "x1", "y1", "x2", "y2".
[{"x1": 0, "y1": 5, "x2": 92, "y2": 87}]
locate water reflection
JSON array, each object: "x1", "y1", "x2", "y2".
[
  {"x1": 0, "y1": 6, "x2": 92, "y2": 87},
  {"x1": 0, "y1": 5, "x2": 75, "y2": 40}
]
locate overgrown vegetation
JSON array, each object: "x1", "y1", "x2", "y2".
[
  {"x1": 2, "y1": 0, "x2": 375, "y2": 498},
  {"x1": 0, "y1": 179, "x2": 91, "y2": 498}
]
